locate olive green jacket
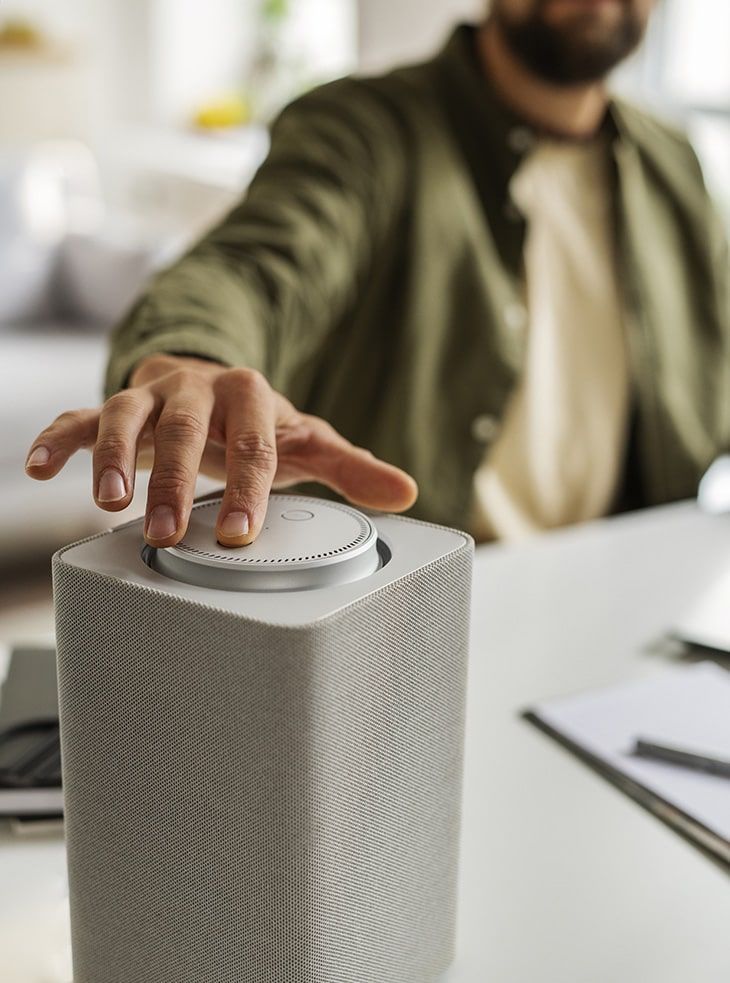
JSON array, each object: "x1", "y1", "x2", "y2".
[{"x1": 106, "y1": 25, "x2": 730, "y2": 531}]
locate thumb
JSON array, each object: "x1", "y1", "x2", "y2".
[{"x1": 303, "y1": 425, "x2": 418, "y2": 513}]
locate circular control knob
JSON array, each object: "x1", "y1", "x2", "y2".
[{"x1": 149, "y1": 494, "x2": 380, "y2": 592}]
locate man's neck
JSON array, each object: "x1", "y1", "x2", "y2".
[{"x1": 477, "y1": 19, "x2": 609, "y2": 140}]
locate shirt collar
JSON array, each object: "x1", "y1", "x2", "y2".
[{"x1": 431, "y1": 23, "x2": 623, "y2": 188}]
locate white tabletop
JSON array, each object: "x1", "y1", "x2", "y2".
[{"x1": 2, "y1": 501, "x2": 730, "y2": 983}]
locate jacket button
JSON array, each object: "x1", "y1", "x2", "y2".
[
  {"x1": 471, "y1": 414, "x2": 501, "y2": 444},
  {"x1": 504, "y1": 302, "x2": 527, "y2": 331},
  {"x1": 507, "y1": 126, "x2": 535, "y2": 154}
]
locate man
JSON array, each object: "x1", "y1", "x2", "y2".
[{"x1": 26, "y1": 1, "x2": 729, "y2": 548}]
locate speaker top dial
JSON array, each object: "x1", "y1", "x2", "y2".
[{"x1": 150, "y1": 494, "x2": 381, "y2": 592}]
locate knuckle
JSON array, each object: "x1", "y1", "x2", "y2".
[
  {"x1": 94, "y1": 435, "x2": 129, "y2": 460},
  {"x1": 105, "y1": 390, "x2": 142, "y2": 415},
  {"x1": 166, "y1": 368, "x2": 201, "y2": 391},
  {"x1": 149, "y1": 463, "x2": 192, "y2": 498},
  {"x1": 157, "y1": 408, "x2": 207, "y2": 443},
  {"x1": 223, "y1": 366, "x2": 269, "y2": 396},
  {"x1": 275, "y1": 415, "x2": 319, "y2": 457},
  {"x1": 54, "y1": 408, "x2": 86, "y2": 428},
  {"x1": 301, "y1": 415, "x2": 341, "y2": 452},
  {"x1": 228, "y1": 431, "x2": 277, "y2": 469},
  {"x1": 312, "y1": 416, "x2": 339, "y2": 440}
]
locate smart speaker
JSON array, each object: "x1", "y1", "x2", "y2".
[{"x1": 53, "y1": 493, "x2": 473, "y2": 983}]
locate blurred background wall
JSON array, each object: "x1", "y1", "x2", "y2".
[
  {"x1": 358, "y1": 0, "x2": 483, "y2": 71},
  {"x1": 1, "y1": 0, "x2": 729, "y2": 568}
]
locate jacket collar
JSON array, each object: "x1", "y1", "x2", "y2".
[{"x1": 431, "y1": 23, "x2": 625, "y2": 190}]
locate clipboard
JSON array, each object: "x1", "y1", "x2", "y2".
[{"x1": 523, "y1": 663, "x2": 730, "y2": 872}]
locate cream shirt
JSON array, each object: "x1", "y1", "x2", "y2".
[{"x1": 471, "y1": 136, "x2": 631, "y2": 542}]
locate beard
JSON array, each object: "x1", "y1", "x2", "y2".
[{"x1": 491, "y1": 0, "x2": 648, "y2": 85}]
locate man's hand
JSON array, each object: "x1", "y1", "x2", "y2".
[{"x1": 25, "y1": 354, "x2": 418, "y2": 547}]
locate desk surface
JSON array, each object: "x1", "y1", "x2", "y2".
[{"x1": 2, "y1": 501, "x2": 730, "y2": 983}]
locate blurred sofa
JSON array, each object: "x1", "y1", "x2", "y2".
[{"x1": 0, "y1": 144, "x2": 162, "y2": 564}]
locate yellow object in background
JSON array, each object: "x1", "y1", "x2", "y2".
[
  {"x1": 192, "y1": 96, "x2": 252, "y2": 130},
  {"x1": 0, "y1": 19, "x2": 45, "y2": 51}
]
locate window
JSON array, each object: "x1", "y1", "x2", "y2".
[{"x1": 615, "y1": 0, "x2": 730, "y2": 221}]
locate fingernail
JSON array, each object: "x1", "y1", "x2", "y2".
[
  {"x1": 97, "y1": 468, "x2": 126, "y2": 503},
  {"x1": 218, "y1": 511, "x2": 249, "y2": 539},
  {"x1": 26, "y1": 446, "x2": 50, "y2": 468},
  {"x1": 146, "y1": 505, "x2": 177, "y2": 541}
]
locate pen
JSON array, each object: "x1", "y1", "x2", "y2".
[{"x1": 632, "y1": 738, "x2": 730, "y2": 779}]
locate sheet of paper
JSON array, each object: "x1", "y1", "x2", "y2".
[{"x1": 534, "y1": 662, "x2": 730, "y2": 842}]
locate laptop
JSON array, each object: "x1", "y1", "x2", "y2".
[{"x1": 0, "y1": 645, "x2": 62, "y2": 816}]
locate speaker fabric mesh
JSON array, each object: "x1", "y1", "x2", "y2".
[{"x1": 54, "y1": 535, "x2": 472, "y2": 983}]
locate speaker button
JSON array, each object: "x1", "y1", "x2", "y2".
[{"x1": 151, "y1": 495, "x2": 380, "y2": 592}]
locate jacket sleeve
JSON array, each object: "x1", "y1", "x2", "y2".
[{"x1": 104, "y1": 78, "x2": 406, "y2": 398}]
